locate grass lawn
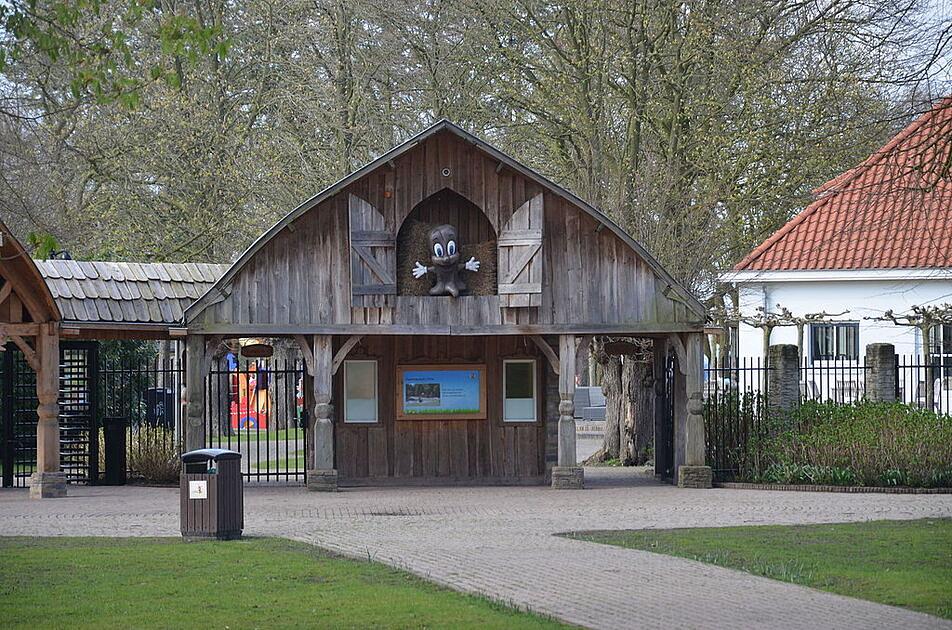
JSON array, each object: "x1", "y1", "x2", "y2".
[
  {"x1": 0, "y1": 537, "x2": 566, "y2": 629},
  {"x1": 566, "y1": 518, "x2": 952, "y2": 619},
  {"x1": 254, "y1": 453, "x2": 306, "y2": 471},
  {"x1": 209, "y1": 427, "x2": 304, "y2": 443}
]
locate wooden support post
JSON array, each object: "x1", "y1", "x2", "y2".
[
  {"x1": 552, "y1": 334, "x2": 583, "y2": 489},
  {"x1": 308, "y1": 334, "x2": 337, "y2": 491},
  {"x1": 184, "y1": 334, "x2": 207, "y2": 452},
  {"x1": 30, "y1": 322, "x2": 65, "y2": 498},
  {"x1": 672, "y1": 332, "x2": 711, "y2": 488}
]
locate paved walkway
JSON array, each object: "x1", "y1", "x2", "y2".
[{"x1": 1, "y1": 469, "x2": 951, "y2": 629}]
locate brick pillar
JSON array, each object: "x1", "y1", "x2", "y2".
[
  {"x1": 865, "y1": 343, "x2": 897, "y2": 403},
  {"x1": 767, "y1": 344, "x2": 800, "y2": 419}
]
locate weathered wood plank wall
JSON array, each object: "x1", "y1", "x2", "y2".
[
  {"x1": 192, "y1": 130, "x2": 695, "y2": 333},
  {"x1": 334, "y1": 335, "x2": 548, "y2": 483}
]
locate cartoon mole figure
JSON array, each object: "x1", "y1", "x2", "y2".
[{"x1": 412, "y1": 224, "x2": 480, "y2": 298}]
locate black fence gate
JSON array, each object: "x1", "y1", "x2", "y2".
[
  {"x1": 1, "y1": 344, "x2": 38, "y2": 487},
  {"x1": 60, "y1": 342, "x2": 99, "y2": 483},
  {"x1": 654, "y1": 352, "x2": 675, "y2": 482},
  {"x1": 204, "y1": 356, "x2": 308, "y2": 483},
  {"x1": 2, "y1": 340, "x2": 310, "y2": 487},
  {"x1": 1, "y1": 341, "x2": 99, "y2": 487}
]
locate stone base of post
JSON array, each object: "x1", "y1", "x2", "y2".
[
  {"x1": 29, "y1": 472, "x2": 67, "y2": 498},
  {"x1": 677, "y1": 465, "x2": 712, "y2": 489},
  {"x1": 306, "y1": 469, "x2": 338, "y2": 492},
  {"x1": 551, "y1": 466, "x2": 584, "y2": 489}
]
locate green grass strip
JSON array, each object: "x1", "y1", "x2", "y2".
[
  {"x1": 0, "y1": 537, "x2": 568, "y2": 629},
  {"x1": 564, "y1": 518, "x2": 952, "y2": 619}
]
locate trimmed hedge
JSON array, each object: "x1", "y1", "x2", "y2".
[{"x1": 748, "y1": 402, "x2": 952, "y2": 488}]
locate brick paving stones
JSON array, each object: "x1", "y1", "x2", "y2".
[{"x1": 1, "y1": 467, "x2": 951, "y2": 629}]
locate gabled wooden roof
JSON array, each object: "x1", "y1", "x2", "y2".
[
  {"x1": 0, "y1": 220, "x2": 61, "y2": 323},
  {"x1": 186, "y1": 120, "x2": 704, "y2": 322},
  {"x1": 35, "y1": 259, "x2": 226, "y2": 326}
]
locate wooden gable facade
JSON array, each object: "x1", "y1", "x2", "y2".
[
  {"x1": 186, "y1": 122, "x2": 703, "y2": 336},
  {"x1": 184, "y1": 122, "x2": 708, "y2": 490}
]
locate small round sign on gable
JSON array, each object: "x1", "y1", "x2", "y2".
[{"x1": 441, "y1": 167, "x2": 451, "y2": 177}]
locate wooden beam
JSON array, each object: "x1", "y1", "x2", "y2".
[
  {"x1": 8, "y1": 334, "x2": 38, "y2": 371},
  {"x1": 0, "y1": 280, "x2": 12, "y2": 308},
  {"x1": 191, "y1": 322, "x2": 706, "y2": 337},
  {"x1": 0, "y1": 322, "x2": 40, "y2": 337},
  {"x1": 332, "y1": 335, "x2": 364, "y2": 375},
  {"x1": 529, "y1": 336, "x2": 559, "y2": 375},
  {"x1": 557, "y1": 334, "x2": 578, "y2": 470},
  {"x1": 294, "y1": 334, "x2": 315, "y2": 376},
  {"x1": 201, "y1": 335, "x2": 223, "y2": 375},
  {"x1": 669, "y1": 333, "x2": 688, "y2": 375},
  {"x1": 184, "y1": 335, "x2": 207, "y2": 452}
]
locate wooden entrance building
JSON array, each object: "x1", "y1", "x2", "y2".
[
  {"x1": 184, "y1": 121, "x2": 711, "y2": 489},
  {"x1": 0, "y1": 220, "x2": 64, "y2": 497}
]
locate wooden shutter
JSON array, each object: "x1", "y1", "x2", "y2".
[
  {"x1": 497, "y1": 193, "x2": 543, "y2": 308},
  {"x1": 348, "y1": 194, "x2": 396, "y2": 308}
]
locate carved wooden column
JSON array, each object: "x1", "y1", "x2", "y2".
[
  {"x1": 552, "y1": 334, "x2": 583, "y2": 489},
  {"x1": 184, "y1": 334, "x2": 206, "y2": 452},
  {"x1": 671, "y1": 332, "x2": 711, "y2": 488},
  {"x1": 308, "y1": 335, "x2": 337, "y2": 491},
  {"x1": 30, "y1": 323, "x2": 65, "y2": 498}
]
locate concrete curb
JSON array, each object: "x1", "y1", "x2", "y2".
[{"x1": 715, "y1": 482, "x2": 952, "y2": 494}]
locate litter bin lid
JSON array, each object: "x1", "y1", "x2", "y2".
[{"x1": 181, "y1": 448, "x2": 242, "y2": 463}]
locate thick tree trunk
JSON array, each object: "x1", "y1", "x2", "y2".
[
  {"x1": 600, "y1": 355, "x2": 623, "y2": 461},
  {"x1": 622, "y1": 358, "x2": 654, "y2": 465}
]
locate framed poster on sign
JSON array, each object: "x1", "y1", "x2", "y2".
[{"x1": 396, "y1": 364, "x2": 487, "y2": 420}]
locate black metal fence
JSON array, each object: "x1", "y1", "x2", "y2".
[
  {"x1": 895, "y1": 354, "x2": 952, "y2": 416},
  {"x1": 703, "y1": 356, "x2": 769, "y2": 481},
  {"x1": 1, "y1": 345, "x2": 38, "y2": 488},
  {"x1": 100, "y1": 349, "x2": 182, "y2": 483},
  {"x1": 1, "y1": 340, "x2": 309, "y2": 487},
  {"x1": 204, "y1": 356, "x2": 308, "y2": 483},
  {"x1": 704, "y1": 353, "x2": 952, "y2": 480}
]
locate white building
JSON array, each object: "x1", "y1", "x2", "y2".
[{"x1": 720, "y1": 98, "x2": 952, "y2": 402}]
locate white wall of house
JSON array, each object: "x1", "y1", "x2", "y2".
[{"x1": 726, "y1": 269, "x2": 952, "y2": 362}]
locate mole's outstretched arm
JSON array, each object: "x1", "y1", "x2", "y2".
[
  {"x1": 412, "y1": 261, "x2": 432, "y2": 279},
  {"x1": 461, "y1": 257, "x2": 480, "y2": 272}
]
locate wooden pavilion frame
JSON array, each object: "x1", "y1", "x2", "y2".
[{"x1": 0, "y1": 221, "x2": 65, "y2": 498}]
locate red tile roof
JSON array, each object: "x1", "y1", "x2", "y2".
[{"x1": 734, "y1": 97, "x2": 952, "y2": 272}]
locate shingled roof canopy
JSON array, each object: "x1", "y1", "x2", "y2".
[
  {"x1": 35, "y1": 260, "x2": 227, "y2": 338},
  {"x1": 734, "y1": 97, "x2": 952, "y2": 272}
]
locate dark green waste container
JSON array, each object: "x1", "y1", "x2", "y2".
[{"x1": 180, "y1": 449, "x2": 243, "y2": 541}]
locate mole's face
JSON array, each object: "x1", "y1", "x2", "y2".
[{"x1": 429, "y1": 224, "x2": 460, "y2": 267}]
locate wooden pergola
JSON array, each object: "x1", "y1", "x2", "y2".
[{"x1": 0, "y1": 221, "x2": 65, "y2": 498}]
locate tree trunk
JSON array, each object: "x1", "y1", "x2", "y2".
[
  {"x1": 585, "y1": 338, "x2": 622, "y2": 464},
  {"x1": 621, "y1": 358, "x2": 654, "y2": 465},
  {"x1": 601, "y1": 355, "x2": 623, "y2": 461}
]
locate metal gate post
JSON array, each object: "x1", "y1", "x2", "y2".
[{"x1": 2, "y1": 345, "x2": 13, "y2": 487}]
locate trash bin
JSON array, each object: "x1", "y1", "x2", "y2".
[
  {"x1": 180, "y1": 449, "x2": 243, "y2": 541},
  {"x1": 103, "y1": 416, "x2": 127, "y2": 486}
]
